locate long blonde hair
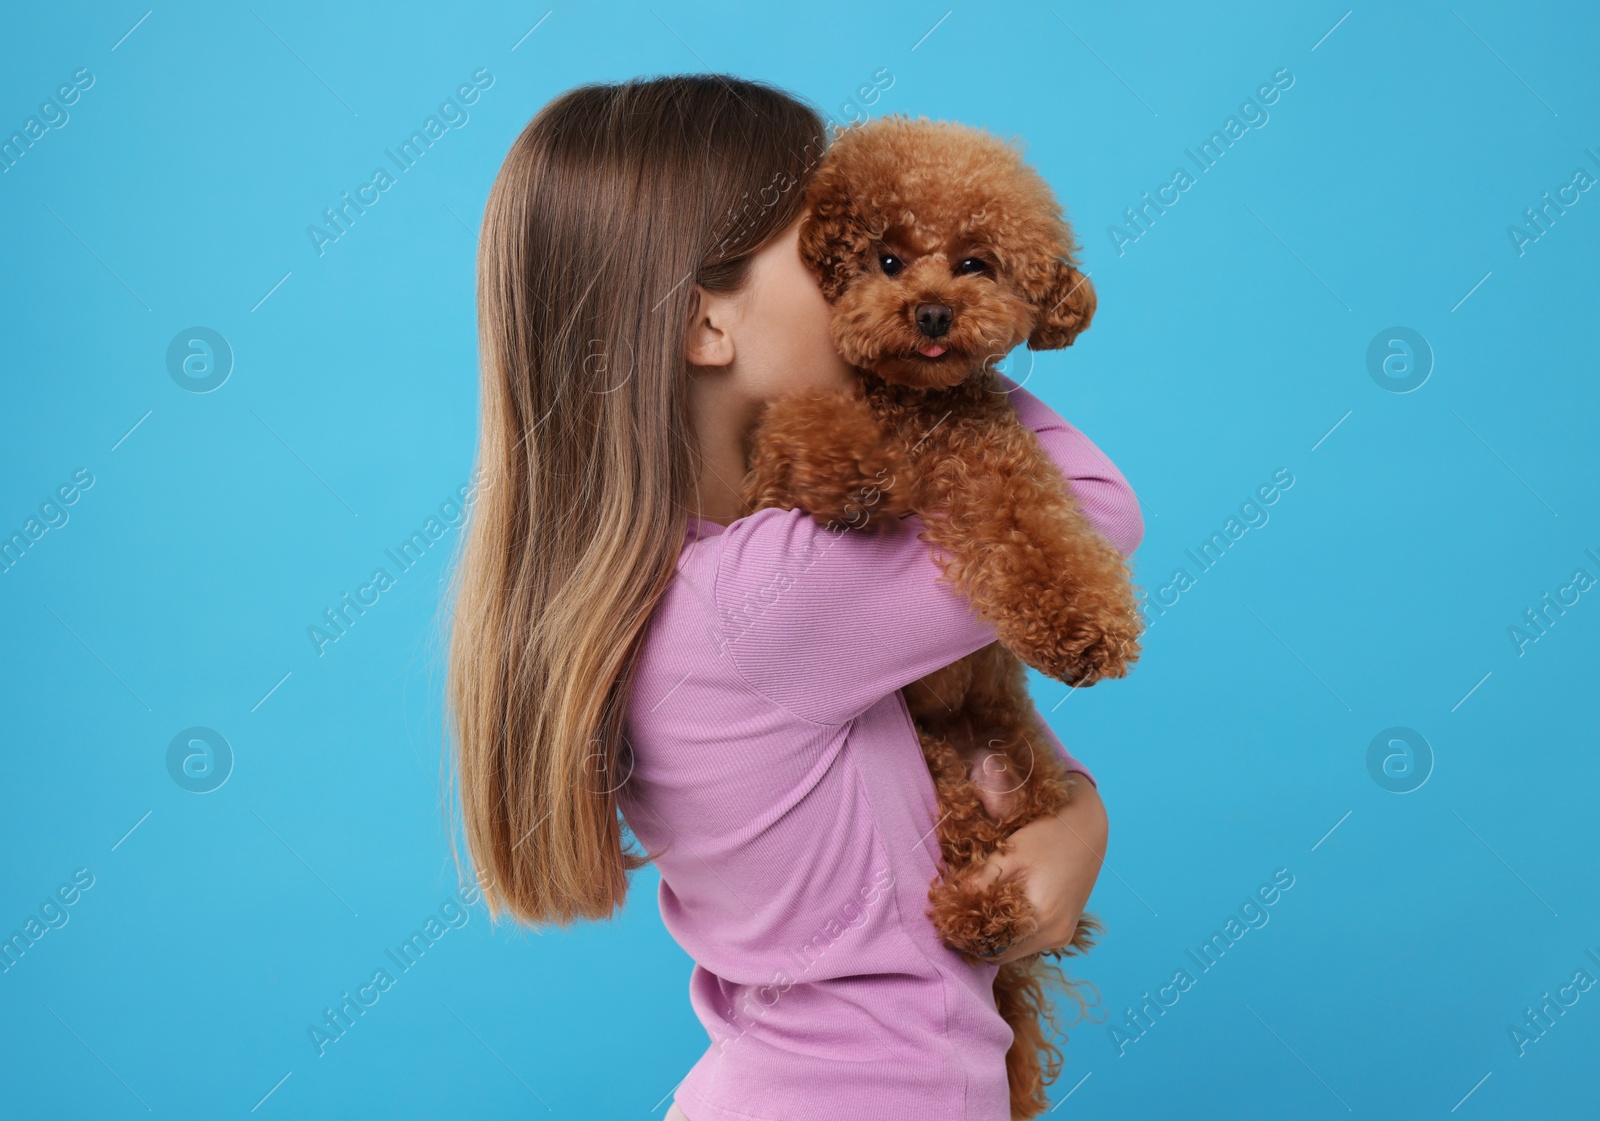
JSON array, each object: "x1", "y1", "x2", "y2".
[{"x1": 447, "y1": 76, "x2": 827, "y2": 925}]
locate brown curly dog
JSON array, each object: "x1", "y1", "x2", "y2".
[{"x1": 737, "y1": 116, "x2": 1143, "y2": 1118}]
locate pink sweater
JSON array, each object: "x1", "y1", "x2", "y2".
[{"x1": 620, "y1": 375, "x2": 1143, "y2": 1121}]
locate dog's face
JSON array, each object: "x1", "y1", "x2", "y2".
[{"x1": 799, "y1": 116, "x2": 1096, "y2": 390}]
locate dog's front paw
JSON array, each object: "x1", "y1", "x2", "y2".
[
  {"x1": 997, "y1": 586, "x2": 1144, "y2": 686},
  {"x1": 739, "y1": 387, "x2": 917, "y2": 529},
  {"x1": 1053, "y1": 610, "x2": 1145, "y2": 687},
  {"x1": 986, "y1": 530, "x2": 1147, "y2": 685}
]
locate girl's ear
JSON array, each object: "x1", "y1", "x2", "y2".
[
  {"x1": 683, "y1": 285, "x2": 736, "y2": 368},
  {"x1": 1027, "y1": 258, "x2": 1097, "y2": 350}
]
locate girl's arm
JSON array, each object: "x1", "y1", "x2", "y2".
[
  {"x1": 712, "y1": 375, "x2": 1142, "y2": 755},
  {"x1": 982, "y1": 771, "x2": 1109, "y2": 965},
  {"x1": 1033, "y1": 718, "x2": 1097, "y2": 791}
]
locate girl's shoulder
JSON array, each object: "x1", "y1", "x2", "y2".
[{"x1": 675, "y1": 503, "x2": 998, "y2": 727}]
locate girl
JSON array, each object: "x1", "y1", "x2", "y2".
[{"x1": 448, "y1": 75, "x2": 1143, "y2": 1121}]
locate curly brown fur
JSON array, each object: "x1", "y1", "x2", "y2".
[
  {"x1": 739, "y1": 385, "x2": 916, "y2": 531},
  {"x1": 792, "y1": 115, "x2": 1142, "y2": 683},
  {"x1": 905, "y1": 646, "x2": 1103, "y2": 1117},
  {"x1": 739, "y1": 116, "x2": 1142, "y2": 1119},
  {"x1": 798, "y1": 117, "x2": 1096, "y2": 385},
  {"x1": 910, "y1": 645, "x2": 1081, "y2": 959},
  {"x1": 863, "y1": 371, "x2": 1142, "y2": 684}
]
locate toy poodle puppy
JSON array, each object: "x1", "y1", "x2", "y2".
[{"x1": 738, "y1": 115, "x2": 1143, "y2": 1118}]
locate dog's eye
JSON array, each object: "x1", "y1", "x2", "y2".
[
  {"x1": 956, "y1": 258, "x2": 990, "y2": 276},
  {"x1": 878, "y1": 254, "x2": 905, "y2": 277}
]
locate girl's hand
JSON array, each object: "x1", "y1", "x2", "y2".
[{"x1": 971, "y1": 773, "x2": 1108, "y2": 966}]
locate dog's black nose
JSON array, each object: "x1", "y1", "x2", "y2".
[{"x1": 915, "y1": 302, "x2": 952, "y2": 338}]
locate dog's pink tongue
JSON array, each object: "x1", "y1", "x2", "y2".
[{"x1": 918, "y1": 344, "x2": 949, "y2": 358}]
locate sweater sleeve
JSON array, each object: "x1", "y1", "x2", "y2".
[{"x1": 713, "y1": 376, "x2": 1142, "y2": 763}]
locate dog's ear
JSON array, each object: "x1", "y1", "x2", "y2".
[
  {"x1": 798, "y1": 163, "x2": 873, "y2": 303},
  {"x1": 1027, "y1": 257, "x2": 1097, "y2": 350}
]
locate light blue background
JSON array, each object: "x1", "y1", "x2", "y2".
[{"x1": 2, "y1": 2, "x2": 1596, "y2": 1117}]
